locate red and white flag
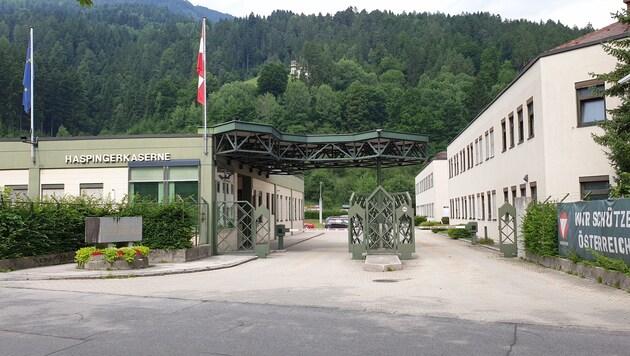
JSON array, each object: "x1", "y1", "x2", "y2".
[{"x1": 196, "y1": 21, "x2": 205, "y2": 105}]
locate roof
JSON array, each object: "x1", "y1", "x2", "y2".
[
  {"x1": 552, "y1": 21, "x2": 630, "y2": 51},
  {"x1": 209, "y1": 121, "x2": 429, "y2": 175},
  {"x1": 447, "y1": 20, "x2": 630, "y2": 149}
]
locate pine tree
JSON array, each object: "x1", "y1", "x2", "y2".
[{"x1": 594, "y1": 10, "x2": 630, "y2": 197}]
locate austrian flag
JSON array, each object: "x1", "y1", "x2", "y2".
[{"x1": 196, "y1": 23, "x2": 205, "y2": 105}]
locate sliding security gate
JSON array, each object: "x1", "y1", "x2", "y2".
[
  {"x1": 348, "y1": 186, "x2": 415, "y2": 260},
  {"x1": 215, "y1": 201, "x2": 270, "y2": 258}
]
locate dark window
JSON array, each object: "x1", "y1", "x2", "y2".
[
  {"x1": 508, "y1": 113, "x2": 515, "y2": 148},
  {"x1": 576, "y1": 81, "x2": 605, "y2": 126},
  {"x1": 530, "y1": 182, "x2": 537, "y2": 203},
  {"x1": 580, "y1": 176, "x2": 609, "y2": 200},
  {"x1": 527, "y1": 98, "x2": 534, "y2": 138},
  {"x1": 174, "y1": 181, "x2": 198, "y2": 202},
  {"x1": 501, "y1": 119, "x2": 507, "y2": 152},
  {"x1": 133, "y1": 182, "x2": 159, "y2": 201},
  {"x1": 517, "y1": 106, "x2": 524, "y2": 144}
]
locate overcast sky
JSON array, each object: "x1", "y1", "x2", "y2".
[{"x1": 190, "y1": 0, "x2": 625, "y2": 29}]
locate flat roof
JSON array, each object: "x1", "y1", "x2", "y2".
[{"x1": 209, "y1": 121, "x2": 429, "y2": 174}]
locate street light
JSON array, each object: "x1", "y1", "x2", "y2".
[{"x1": 319, "y1": 181, "x2": 323, "y2": 225}]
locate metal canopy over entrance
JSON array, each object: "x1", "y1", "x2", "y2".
[
  {"x1": 209, "y1": 121, "x2": 429, "y2": 175},
  {"x1": 208, "y1": 120, "x2": 429, "y2": 259}
]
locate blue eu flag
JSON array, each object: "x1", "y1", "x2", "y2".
[{"x1": 23, "y1": 36, "x2": 33, "y2": 114}]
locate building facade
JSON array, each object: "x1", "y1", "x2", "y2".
[
  {"x1": 415, "y1": 152, "x2": 448, "y2": 221},
  {"x1": 0, "y1": 134, "x2": 305, "y2": 248},
  {"x1": 427, "y1": 21, "x2": 628, "y2": 239}
]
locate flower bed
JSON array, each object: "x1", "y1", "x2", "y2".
[{"x1": 75, "y1": 246, "x2": 150, "y2": 270}]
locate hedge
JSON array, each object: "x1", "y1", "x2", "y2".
[
  {"x1": 0, "y1": 194, "x2": 198, "y2": 260},
  {"x1": 522, "y1": 201, "x2": 558, "y2": 256},
  {"x1": 304, "y1": 209, "x2": 347, "y2": 220}
]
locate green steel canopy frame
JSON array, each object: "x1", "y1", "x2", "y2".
[{"x1": 209, "y1": 120, "x2": 429, "y2": 175}]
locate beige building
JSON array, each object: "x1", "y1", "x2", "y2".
[
  {"x1": 415, "y1": 152, "x2": 448, "y2": 221},
  {"x1": 441, "y1": 20, "x2": 627, "y2": 239}
]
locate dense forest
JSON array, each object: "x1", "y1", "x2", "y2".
[{"x1": 0, "y1": 0, "x2": 595, "y2": 205}]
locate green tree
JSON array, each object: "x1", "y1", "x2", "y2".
[
  {"x1": 594, "y1": 10, "x2": 630, "y2": 197},
  {"x1": 257, "y1": 62, "x2": 289, "y2": 97}
]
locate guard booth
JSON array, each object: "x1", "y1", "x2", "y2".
[{"x1": 209, "y1": 121, "x2": 429, "y2": 258}]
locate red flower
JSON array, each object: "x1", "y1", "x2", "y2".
[
  {"x1": 91, "y1": 251, "x2": 103, "y2": 256},
  {"x1": 134, "y1": 249, "x2": 142, "y2": 255},
  {"x1": 117, "y1": 250, "x2": 123, "y2": 256}
]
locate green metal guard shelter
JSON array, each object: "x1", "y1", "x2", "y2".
[{"x1": 208, "y1": 121, "x2": 429, "y2": 259}]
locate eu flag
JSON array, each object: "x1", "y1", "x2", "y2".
[{"x1": 23, "y1": 36, "x2": 33, "y2": 114}]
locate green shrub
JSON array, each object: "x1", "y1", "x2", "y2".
[
  {"x1": 447, "y1": 228, "x2": 471, "y2": 239},
  {"x1": 588, "y1": 249, "x2": 630, "y2": 275},
  {"x1": 522, "y1": 202, "x2": 558, "y2": 256},
  {"x1": 119, "y1": 198, "x2": 196, "y2": 250},
  {"x1": 0, "y1": 194, "x2": 198, "y2": 259},
  {"x1": 304, "y1": 209, "x2": 346, "y2": 220},
  {"x1": 477, "y1": 237, "x2": 494, "y2": 245},
  {"x1": 414, "y1": 215, "x2": 427, "y2": 226},
  {"x1": 420, "y1": 221, "x2": 443, "y2": 227},
  {"x1": 441, "y1": 217, "x2": 450, "y2": 224}
]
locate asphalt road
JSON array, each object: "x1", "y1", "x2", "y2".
[{"x1": 1, "y1": 230, "x2": 629, "y2": 355}]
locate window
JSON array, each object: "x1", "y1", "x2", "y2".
[
  {"x1": 132, "y1": 182, "x2": 159, "y2": 201},
  {"x1": 80, "y1": 183, "x2": 103, "y2": 198},
  {"x1": 501, "y1": 119, "x2": 507, "y2": 152},
  {"x1": 508, "y1": 113, "x2": 515, "y2": 148},
  {"x1": 576, "y1": 80, "x2": 605, "y2": 126},
  {"x1": 520, "y1": 184, "x2": 526, "y2": 198},
  {"x1": 517, "y1": 106, "x2": 524, "y2": 144},
  {"x1": 5, "y1": 185, "x2": 28, "y2": 199},
  {"x1": 475, "y1": 138, "x2": 479, "y2": 165},
  {"x1": 486, "y1": 191, "x2": 492, "y2": 220},
  {"x1": 503, "y1": 188, "x2": 509, "y2": 203},
  {"x1": 527, "y1": 98, "x2": 534, "y2": 138},
  {"x1": 41, "y1": 184, "x2": 64, "y2": 198},
  {"x1": 480, "y1": 193, "x2": 485, "y2": 220},
  {"x1": 491, "y1": 190, "x2": 497, "y2": 220},
  {"x1": 580, "y1": 176, "x2": 610, "y2": 200},
  {"x1": 479, "y1": 135, "x2": 484, "y2": 162},
  {"x1": 529, "y1": 182, "x2": 537, "y2": 203},
  {"x1": 511, "y1": 186, "x2": 517, "y2": 204},
  {"x1": 489, "y1": 128, "x2": 495, "y2": 157},
  {"x1": 485, "y1": 131, "x2": 490, "y2": 160},
  {"x1": 174, "y1": 182, "x2": 198, "y2": 202}
]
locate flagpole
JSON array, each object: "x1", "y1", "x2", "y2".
[
  {"x1": 202, "y1": 17, "x2": 208, "y2": 155},
  {"x1": 29, "y1": 27, "x2": 35, "y2": 163}
]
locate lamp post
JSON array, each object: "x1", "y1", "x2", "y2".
[{"x1": 319, "y1": 181, "x2": 323, "y2": 225}]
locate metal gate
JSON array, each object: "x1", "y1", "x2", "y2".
[
  {"x1": 498, "y1": 202, "x2": 517, "y2": 257},
  {"x1": 348, "y1": 186, "x2": 415, "y2": 260},
  {"x1": 215, "y1": 201, "x2": 270, "y2": 258}
]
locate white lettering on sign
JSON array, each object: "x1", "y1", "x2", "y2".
[{"x1": 64, "y1": 153, "x2": 171, "y2": 165}]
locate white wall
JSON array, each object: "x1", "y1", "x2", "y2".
[
  {"x1": 446, "y1": 43, "x2": 617, "y2": 239},
  {"x1": 40, "y1": 168, "x2": 129, "y2": 200},
  {"x1": 415, "y1": 159, "x2": 448, "y2": 221},
  {"x1": 0, "y1": 170, "x2": 29, "y2": 187}
]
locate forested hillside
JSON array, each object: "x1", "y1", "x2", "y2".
[{"x1": 0, "y1": 0, "x2": 594, "y2": 205}]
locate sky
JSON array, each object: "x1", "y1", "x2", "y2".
[{"x1": 190, "y1": 0, "x2": 626, "y2": 29}]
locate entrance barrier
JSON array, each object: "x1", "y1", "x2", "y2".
[{"x1": 348, "y1": 186, "x2": 415, "y2": 260}]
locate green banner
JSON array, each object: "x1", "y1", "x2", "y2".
[{"x1": 558, "y1": 199, "x2": 630, "y2": 264}]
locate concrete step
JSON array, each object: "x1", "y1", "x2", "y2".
[{"x1": 364, "y1": 254, "x2": 402, "y2": 272}]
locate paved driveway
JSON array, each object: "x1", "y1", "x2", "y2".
[{"x1": 2, "y1": 229, "x2": 629, "y2": 331}]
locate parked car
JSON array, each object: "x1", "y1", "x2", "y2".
[
  {"x1": 304, "y1": 222, "x2": 315, "y2": 229},
  {"x1": 325, "y1": 216, "x2": 348, "y2": 229}
]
